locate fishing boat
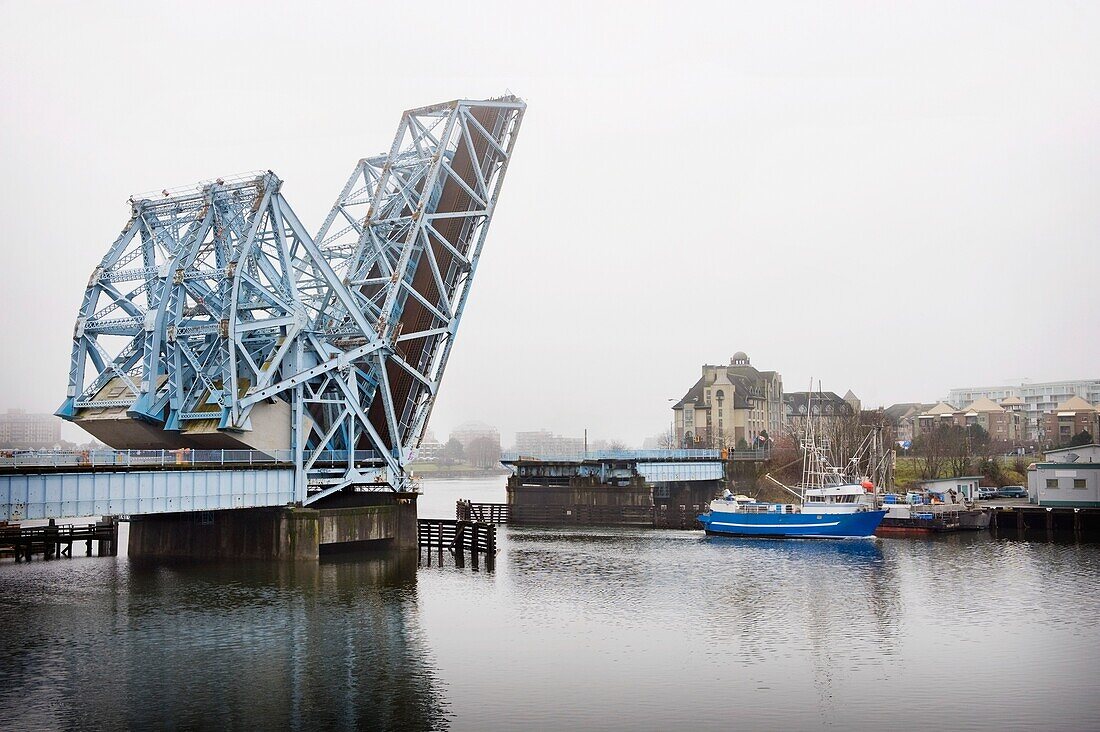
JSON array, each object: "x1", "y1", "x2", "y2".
[
  {"x1": 698, "y1": 489, "x2": 886, "y2": 538},
  {"x1": 698, "y1": 395, "x2": 887, "y2": 539}
]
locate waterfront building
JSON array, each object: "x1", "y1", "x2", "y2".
[
  {"x1": 1041, "y1": 397, "x2": 1099, "y2": 448},
  {"x1": 1029, "y1": 444, "x2": 1100, "y2": 507},
  {"x1": 672, "y1": 352, "x2": 783, "y2": 448},
  {"x1": 782, "y1": 390, "x2": 858, "y2": 436},
  {"x1": 0, "y1": 409, "x2": 61, "y2": 449},
  {"x1": 945, "y1": 379, "x2": 1100, "y2": 440}
]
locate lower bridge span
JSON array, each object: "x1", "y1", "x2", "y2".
[{"x1": 1, "y1": 466, "x2": 295, "y2": 523}]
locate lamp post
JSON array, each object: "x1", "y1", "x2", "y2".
[{"x1": 667, "y1": 398, "x2": 677, "y2": 450}]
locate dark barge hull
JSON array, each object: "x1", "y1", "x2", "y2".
[{"x1": 875, "y1": 509, "x2": 990, "y2": 536}]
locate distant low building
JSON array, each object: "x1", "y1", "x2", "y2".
[
  {"x1": 514, "y1": 429, "x2": 585, "y2": 459},
  {"x1": 0, "y1": 409, "x2": 61, "y2": 449},
  {"x1": 913, "y1": 476, "x2": 984, "y2": 502}
]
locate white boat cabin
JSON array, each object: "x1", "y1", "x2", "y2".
[{"x1": 709, "y1": 484, "x2": 877, "y2": 515}]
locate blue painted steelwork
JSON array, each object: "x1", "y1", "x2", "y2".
[
  {"x1": 699, "y1": 508, "x2": 887, "y2": 539},
  {"x1": 500, "y1": 449, "x2": 770, "y2": 463},
  {"x1": 502, "y1": 449, "x2": 721, "y2": 462},
  {"x1": 636, "y1": 462, "x2": 725, "y2": 482},
  {"x1": 1, "y1": 468, "x2": 294, "y2": 521},
  {"x1": 55, "y1": 97, "x2": 526, "y2": 502}
]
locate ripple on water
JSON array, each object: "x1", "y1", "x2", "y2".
[{"x1": 2, "y1": 498, "x2": 1100, "y2": 730}]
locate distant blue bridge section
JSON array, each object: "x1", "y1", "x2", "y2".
[
  {"x1": 499, "y1": 448, "x2": 769, "y2": 463},
  {"x1": 499, "y1": 449, "x2": 747, "y2": 484}
]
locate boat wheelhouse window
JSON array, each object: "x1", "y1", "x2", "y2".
[
  {"x1": 1047, "y1": 479, "x2": 1059, "y2": 489},
  {"x1": 1074, "y1": 479, "x2": 1086, "y2": 489}
]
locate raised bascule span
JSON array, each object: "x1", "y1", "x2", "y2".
[{"x1": 54, "y1": 96, "x2": 526, "y2": 505}]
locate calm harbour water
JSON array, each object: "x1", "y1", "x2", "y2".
[{"x1": 1, "y1": 476, "x2": 1099, "y2": 731}]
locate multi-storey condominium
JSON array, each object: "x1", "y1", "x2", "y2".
[
  {"x1": 0, "y1": 409, "x2": 61, "y2": 449},
  {"x1": 944, "y1": 379, "x2": 1100, "y2": 440}
]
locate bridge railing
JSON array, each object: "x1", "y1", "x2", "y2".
[
  {"x1": 0, "y1": 448, "x2": 392, "y2": 470},
  {"x1": 500, "y1": 448, "x2": 770, "y2": 463},
  {"x1": 0, "y1": 449, "x2": 297, "y2": 469}
]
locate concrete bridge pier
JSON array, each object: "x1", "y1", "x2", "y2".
[{"x1": 129, "y1": 492, "x2": 418, "y2": 561}]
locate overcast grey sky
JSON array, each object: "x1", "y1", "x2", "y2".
[{"x1": 1, "y1": 1, "x2": 1097, "y2": 447}]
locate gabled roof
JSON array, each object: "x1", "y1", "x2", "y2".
[
  {"x1": 843, "y1": 389, "x2": 859, "y2": 401},
  {"x1": 963, "y1": 397, "x2": 1004, "y2": 413},
  {"x1": 1000, "y1": 396, "x2": 1025, "y2": 406},
  {"x1": 783, "y1": 391, "x2": 854, "y2": 417},
  {"x1": 674, "y1": 377, "x2": 706, "y2": 409},
  {"x1": 1044, "y1": 443, "x2": 1100, "y2": 456},
  {"x1": 884, "y1": 402, "x2": 930, "y2": 421},
  {"x1": 1053, "y1": 396, "x2": 1097, "y2": 412},
  {"x1": 924, "y1": 402, "x2": 958, "y2": 416},
  {"x1": 675, "y1": 374, "x2": 754, "y2": 410}
]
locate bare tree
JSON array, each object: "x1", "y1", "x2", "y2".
[
  {"x1": 913, "y1": 426, "x2": 950, "y2": 480},
  {"x1": 467, "y1": 436, "x2": 501, "y2": 468},
  {"x1": 656, "y1": 427, "x2": 676, "y2": 449}
]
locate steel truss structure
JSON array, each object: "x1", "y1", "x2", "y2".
[{"x1": 58, "y1": 97, "x2": 525, "y2": 501}]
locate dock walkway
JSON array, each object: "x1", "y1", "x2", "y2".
[{"x1": 0, "y1": 519, "x2": 120, "y2": 560}]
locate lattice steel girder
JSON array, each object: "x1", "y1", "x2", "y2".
[
  {"x1": 306, "y1": 98, "x2": 525, "y2": 464},
  {"x1": 59, "y1": 95, "x2": 526, "y2": 499}
]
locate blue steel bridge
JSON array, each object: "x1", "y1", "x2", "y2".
[{"x1": 4, "y1": 96, "x2": 526, "y2": 524}]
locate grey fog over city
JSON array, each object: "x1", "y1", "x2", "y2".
[
  {"x1": 1, "y1": 2, "x2": 1097, "y2": 448},
  {"x1": 1, "y1": 2, "x2": 1099, "y2": 731}
]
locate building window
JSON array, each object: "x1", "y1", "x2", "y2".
[
  {"x1": 1074, "y1": 479, "x2": 1087, "y2": 489},
  {"x1": 1046, "y1": 479, "x2": 1059, "y2": 489},
  {"x1": 654, "y1": 485, "x2": 670, "y2": 499}
]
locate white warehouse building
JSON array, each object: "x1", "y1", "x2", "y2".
[{"x1": 1028, "y1": 444, "x2": 1100, "y2": 507}]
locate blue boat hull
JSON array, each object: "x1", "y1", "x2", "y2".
[{"x1": 698, "y1": 509, "x2": 887, "y2": 539}]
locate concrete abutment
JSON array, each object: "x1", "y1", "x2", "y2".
[{"x1": 129, "y1": 492, "x2": 418, "y2": 561}]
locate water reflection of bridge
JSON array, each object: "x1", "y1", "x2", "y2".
[{"x1": 0, "y1": 551, "x2": 449, "y2": 729}]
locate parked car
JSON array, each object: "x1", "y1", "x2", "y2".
[
  {"x1": 997, "y1": 486, "x2": 1028, "y2": 499},
  {"x1": 975, "y1": 487, "x2": 998, "y2": 500}
]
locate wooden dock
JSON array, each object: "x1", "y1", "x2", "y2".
[
  {"x1": 0, "y1": 518, "x2": 120, "y2": 561},
  {"x1": 456, "y1": 500, "x2": 510, "y2": 524},
  {"x1": 417, "y1": 519, "x2": 496, "y2": 570}
]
